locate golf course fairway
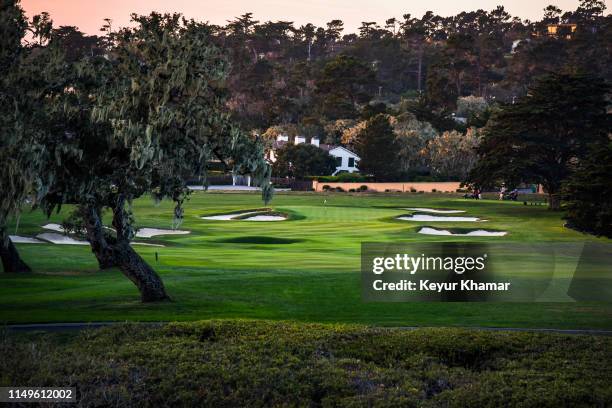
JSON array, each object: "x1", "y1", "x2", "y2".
[{"x1": 1, "y1": 192, "x2": 610, "y2": 329}]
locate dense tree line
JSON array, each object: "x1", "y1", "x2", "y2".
[{"x1": 199, "y1": 1, "x2": 609, "y2": 132}]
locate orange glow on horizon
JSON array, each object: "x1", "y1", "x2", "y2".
[{"x1": 21, "y1": 0, "x2": 590, "y2": 36}]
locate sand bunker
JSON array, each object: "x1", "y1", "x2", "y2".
[
  {"x1": 42, "y1": 223, "x2": 66, "y2": 232},
  {"x1": 9, "y1": 235, "x2": 44, "y2": 244},
  {"x1": 36, "y1": 233, "x2": 89, "y2": 245},
  {"x1": 405, "y1": 208, "x2": 465, "y2": 214},
  {"x1": 135, "y1": 228, "x2": 190, "y2": 238},
  {"x1": 43, "y1": 223, "x2": 185, "y2": 239},
  {"x1": 398, "y1": 214, "x2": 483, "y2": 222},
  {"x1": 242, "y1": 215, "x2": 286, "y2": 221},
  {"x1": 418, "y1": 227, "x2": 506, "y2": 236},
  {"x1": 132, "y1": 242, "x2": 165, "y2": 247},
  {"x1": 202, "y1": 211, "x2": 260, "y2": 220},
  {"x1": 202, "y1": 209, "x2": 287, "y2": 221}
]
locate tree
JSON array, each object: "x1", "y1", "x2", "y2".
[
  {"x1": 425, "y1": 128, "x2": 480, "y2": 180},
  {"x1": 297, "y1": 23, "x2": 315, "y2": 61},
  {"x1": 400, "y1": 12, "x2": 435, "y2": 93},
  {"x1": 468, "y1": 73, "x2": 609, "y2": 209},
  {"x1": 563, "y1": 140, "x2": 612, "y2": 237},
  {"x1": 51, "y1": 25, "x2": 101, "y2": 61},
  {"x1": 33, "y1": 13, "x2": 272, "y2": 301},
  {"x1": 272, "y1": 144, "x2": 336, "y2": 179},
  {"x1": 456, "y1": 95, "x2": 489, "y2": 119},
  {"x1": 315, "y1": 55, "x2": 377, "y2": 119},
  {"x1": 354, "y1": 114, "x2": 400, "y2": 180},
  {"x1": 392, "y1": 113, "x2": 438, "y2": 175},
  {"x1": 323, "y1": 119, "x2": 356, "y2": 144},
  {"x1": 0, "y1": 0, "x2": 34, "y2": 273},
  {"x1": 325, "y1": 20, "x2": 344, "y2": 52}
]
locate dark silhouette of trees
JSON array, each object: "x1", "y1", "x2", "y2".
[{"x1": 468, "y1": 73, "x2": 609, "y2": 210}]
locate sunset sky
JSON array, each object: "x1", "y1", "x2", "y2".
[{"x1": 21, "y1": 0, "x2": 598, "y2": 35}]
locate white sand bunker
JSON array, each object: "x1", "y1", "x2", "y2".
[
  {"x1": 399, "y1": 214, "x2": 484, "y2": 222},
  {"x1": 9, "y1": 235, "x2": 44, "y2": 244},
  {"x1": 202, "y1": 209, "x2": 287, "y2": 221},
  {"x1": 202, "y1": 211, "x2": 260, "y2": 220},
  {"x1": 132, "y1": 242, "x2": 165, "y2": 247},
  {"x1": 42, "y1": 223, "x2": 66, "y2": 232},
  {"x1": 242, "y1": 215, "x2": 286, "y2": 221},
  {"x1": 36, "y1": 233, "x2": 89, "y2": 245},
  {"x1": 405, "y1": 208, "x2": 465, "y2": 214},
  {"x1": 135, "y1": 228, "x2": 190, "y2": 238},
  {"x1": 44, "y1": 223, "x2": 185, "y2": 239},
  {"x1": 418, "y1": 227, "x2": 507, "y2": 237}
]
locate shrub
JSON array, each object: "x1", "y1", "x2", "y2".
[
  {"x1": 322, "y1": 185, "x2": 331, "y2": 191},
  {"x1": 1, "y1": 321, "x2": 611, "y2": 407},
  {"x1": 410, "y1": 187, "x2": 417, "y2": 193},
  {"x1": 335, "y1": 187, "x2": 345, "y2": 192},
  {"x1": 359, "y1": 185, "x2": 368, "y2": 191},
  {"x1": 315, "y1": 173, "x2": 370, "y2": 183}
]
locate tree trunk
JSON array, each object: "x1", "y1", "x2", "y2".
[
  {"x1": 0, "y1": 231, "x2": 31, "y2": 273},
  {"x1": 417, "y1": 44, "x2": 423, "y2": 93},
  {"x1": 111, "y1": 196, "x2": 169, "y2": 302},
  {"x1": 113, "y1": 240, "x2": 169, "y2": 302},
  {"x1": 548, "y1": 193, "x2": 561, "y2": 210},
  {"x1": 81, "y1": 205, "x2": 117, "y2": 270}
]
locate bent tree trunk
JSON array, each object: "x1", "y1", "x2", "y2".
[
  {"x1": 0, "y1": 231, "x2": 31, "y2": 273},
  {"x1": 113, "y1": 240, "x2": 169, "y2": 302},
  {"x1": 81, "y1": 205, "x2": 117, "y2": 270},
  {"x1": 111, "y1": 196, "x2": 169, "y2": 302}
]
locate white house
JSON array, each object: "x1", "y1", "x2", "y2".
[
  {"x1": 325, "y1": 146, "x2": 360, "y2": 175},
  {"x1": 268, "y1": 135, "x2": 360, "y2": 176}
]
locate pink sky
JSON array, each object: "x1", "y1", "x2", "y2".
[{"x1": 21, "y1": 0, "x2": 596, "y2": 35}]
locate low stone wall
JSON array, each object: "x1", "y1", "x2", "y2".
[{"x1": 312, "y1": 181, "x2": 462, "y2": 193}]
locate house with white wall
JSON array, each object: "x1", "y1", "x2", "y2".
[
  {"x1": 324, "y1": 146, "x2": 360, "y2": 175},
  {"x1": 268, "y1": 135, "x2": 360, "y2": 175}
]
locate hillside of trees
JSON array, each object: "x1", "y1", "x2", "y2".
[{"x1": 36, "y1": 1, "x2": 610, "y2": 130}]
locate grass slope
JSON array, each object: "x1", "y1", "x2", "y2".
[
  {"x1": 2, "y1": 321, "x2": 611, "y2": 407},
  {"x1": 1, "y1": 192, "x2": 611, "y2": 328}
]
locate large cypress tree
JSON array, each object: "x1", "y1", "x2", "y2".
[
  {"x1": 468, "y1": 73, "x2": 609, "y2": 210},
  {"x1": 33, "y1": 13, "x2": 272, "y2": 301}
]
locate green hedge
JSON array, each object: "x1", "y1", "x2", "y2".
[
  {"x1": 311, "y1": 173, "x2": 371, "y2": 182},
  {"x1": 2, "y1": 320, "x2": 610, "y2": 407}
]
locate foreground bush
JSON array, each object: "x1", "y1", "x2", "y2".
[{"x1": 1, "y1": 321, "x2": 611, "y2": 407}]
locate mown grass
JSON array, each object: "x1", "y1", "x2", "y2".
[
  {"x1": 1, "y1": 320, "x2": 611, "y2": 407},
  {"x1": 1, "y1": 191, "x2": 611, "y2": 328}
]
